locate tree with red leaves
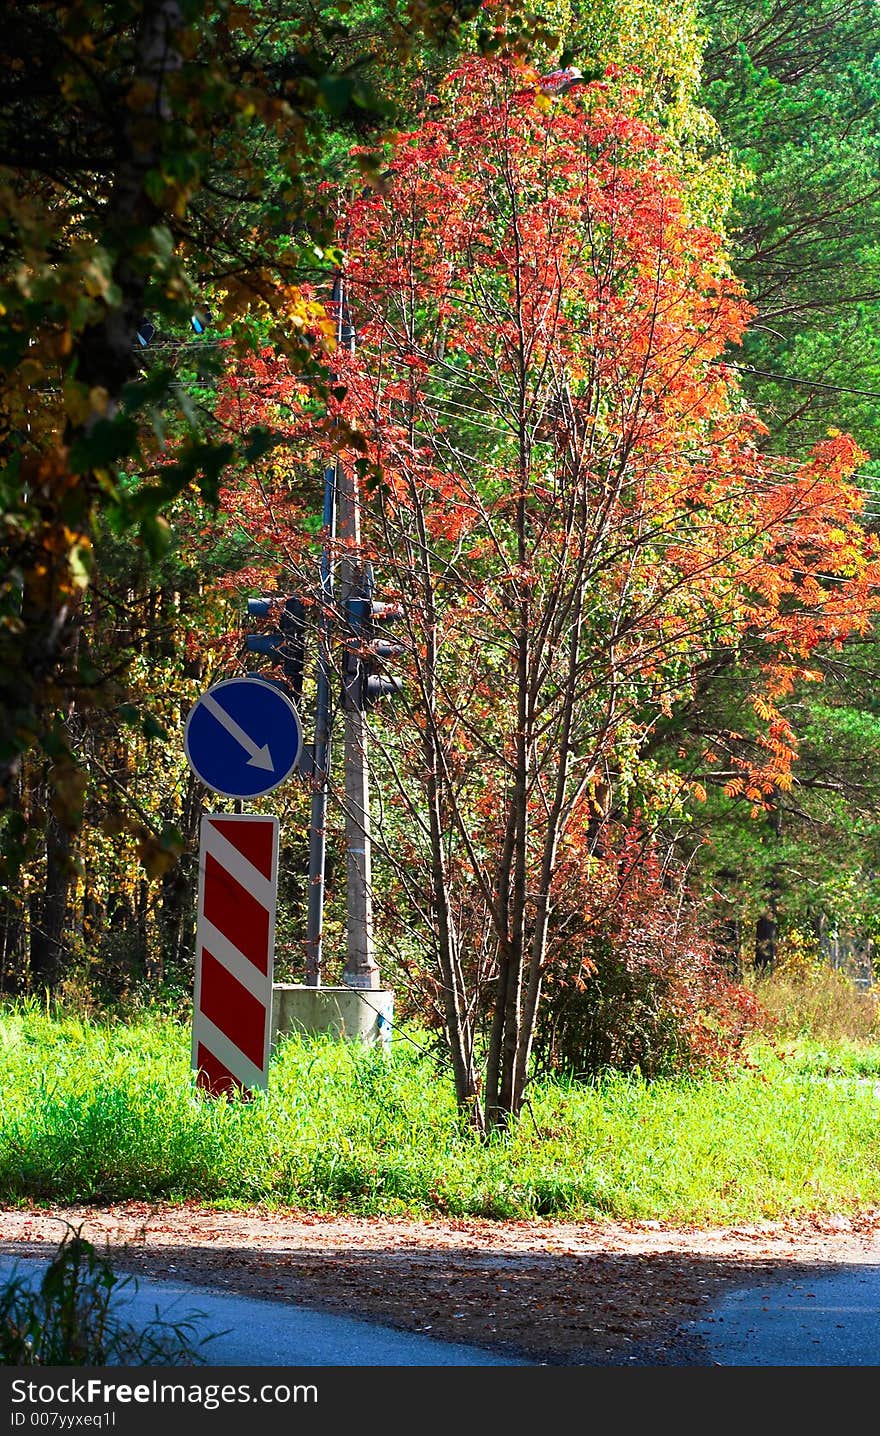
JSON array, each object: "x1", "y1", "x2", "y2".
[{"x1": 222, "y1": 56, "x2": 880, "y2": 1132}]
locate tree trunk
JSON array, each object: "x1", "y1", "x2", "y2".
[
  {"x1": 29, "y1": 809, "x2": 73, "y2": 992},
  {"x1": 714, "y1": 868, "x2": 743, "y2": 979},
  {"x1": 0, "y1": 890, "x2": 26, "y2": 995},
  {"x1": 754, "y1": 909, "x2": 778, "y2": 974},
  {"x1": 754, "y1": 808, "x2": 782, "y2": 974}
]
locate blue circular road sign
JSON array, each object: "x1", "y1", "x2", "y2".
[{"x1": 184, "y1": 676, "x2": 303, "y2": 799}]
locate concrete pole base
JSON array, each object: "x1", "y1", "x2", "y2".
[{"x1": 272, "y1": 984, "x2": 394, "y2": 1049}]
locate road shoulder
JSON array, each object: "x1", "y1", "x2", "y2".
[{"x1": 2, "y1": 1204, "x2": 879, "y2": 1365}]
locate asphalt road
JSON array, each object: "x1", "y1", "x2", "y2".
[
  {"x1": 7, "y1": 1250, "x2": 880, "y2": 1365},
  {"x1": 0, "y1": 1256, "x2": 528, "y2": 1367},
  {"x1": 690, "y1": 1264, "x2": 880, "y2": 1365}
]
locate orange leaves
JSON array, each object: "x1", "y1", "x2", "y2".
[
  {"x1": 215, "y1": 55, "x2": 880, "y2": 873},
  {"x1": 801, "y1": 430, "x2": 870, "y2": 483}
]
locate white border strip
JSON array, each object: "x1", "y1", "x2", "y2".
[
  {"x1": 192, "y1": 1011, "x2": 269, "y2": 1092},
  {"x1": 201, "y1": 821, "x2": 276, "y2": 910},
  {"x1": 198, "y1": 918, "x2": 269, "y2": 1000}
]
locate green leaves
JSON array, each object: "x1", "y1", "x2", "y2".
[
  {"x1": 69, "y1": 415, "x2": 139, "y2": 475},
  {"x1": 137, "y1": 514, "x2": 172, "y2": 559},
  {"x1": 702, "y1": 0, "x2": 880, "y2": 459},
  {"x1": 115, "y1": 703, "x2": 165, "y2": 740},
  {"x1": 160, "y1": 440, "x2": 236, "y2": 508}
]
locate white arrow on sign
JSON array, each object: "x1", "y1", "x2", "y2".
[{"x1": 200, "y1": 691, "x2": 274, "y2": 771}]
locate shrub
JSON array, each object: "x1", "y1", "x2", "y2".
[{"x1": 535, "y1": 832, "x2": 762, "y2": 1079}]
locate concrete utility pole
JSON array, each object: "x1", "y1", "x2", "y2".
[
  {"x1": 304, "y1": 271, "x2": 379, "y2": 992},
  {"x1": 335, "y1": 279, "x2": 380, "y2": 991},
  {"x1": 303, "y1": 456, "x2": 335, "y2": 987}
]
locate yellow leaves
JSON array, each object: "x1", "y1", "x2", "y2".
[
  {"x1": 136, "y1": 833, "x2": 181, "y2": 881},
  {"x1": 18, "y1": 358, "x2": 45, "y2": 387},
  {"x1": 61, "y1": 383, "x2": 86, "y2": 426},
  {"x1": 62, "y1": 379, "x2": 109, "y2": 426},
  {"x1": 279, "y1": 285, "x2": 322, "y2": 331},
  {"x1": 88, "y1": 386, "x2": 110, "y2": 417},
  {"x1": 74, "y1": 244, "x2": 118, "y2": 301},
  {"x1": 23, "y1": 525, "x2": 92, "y2": 605},
  {"x1": 218, "y1": 277, "x2": 334, "y2": 350},
  {"x1": 68, "y1": 536, "x2": 93, "y2": 591},
  {"x1": 126, "y1": 78, "x2": 160, "y2": 112},
  {"x1": 21, "y1": 445, "x2": 72, "y2": 501},
  {"x1": 60, "y1": 72, "x2": 85, "y2": 103},
  {"x1": 96, "y1": 818, "x2": 183, "y2": 883}
]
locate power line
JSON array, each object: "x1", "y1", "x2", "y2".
[{"x1": 724, "y1": 363, "x2": 880, "y2": 403}]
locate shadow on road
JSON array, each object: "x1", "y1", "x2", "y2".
[{"x1": 1, "y1": 1235, "x2": 839, "y2": 1365}]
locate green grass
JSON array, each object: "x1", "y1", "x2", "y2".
[
  {"x1": 2, "y1": 1007, "x2": 880, "y2": 1223},
  {"x1": 764, "y1": 1036, "x2": 880, "y2": 1078}
]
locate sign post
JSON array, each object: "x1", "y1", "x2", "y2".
[
  {"x1": 191, "y1": 813, "x2": 279, "y2": 1095},
  {"x1": 185, "y1": 677, "x2": 301, "y2": 1095}
]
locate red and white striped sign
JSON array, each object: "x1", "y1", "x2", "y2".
[{"x1": 192, "y1": 813, "x2": 279, "y2": 1096}]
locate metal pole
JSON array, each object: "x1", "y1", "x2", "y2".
[
  {"x1": 337, "y1": 480, "x2": 379, "y2": 989},
  {"x1": 304, "y1": 455, "x2": 336, "y2": 986}
]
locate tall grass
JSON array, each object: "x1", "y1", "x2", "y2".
[
  {"x1": 751, "y1": 959, "x2": 880, "y2": 1045},
  {"x1": 3, "y1": 1005, "x2": 880, "y2": 1222}
]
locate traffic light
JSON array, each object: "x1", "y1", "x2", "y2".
[
  {"x1": 134, "y1": 309, "x2": 211, "y2": 347},
  {"x1": 245, "y1": 595, "x2": 306, "y2": 702},
  {"x1": 363, "y1": 599, "x2": 405, "y2": 707},
  {"x1": 342, "y1": 580, "x2": 404, "y2": 711}
]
